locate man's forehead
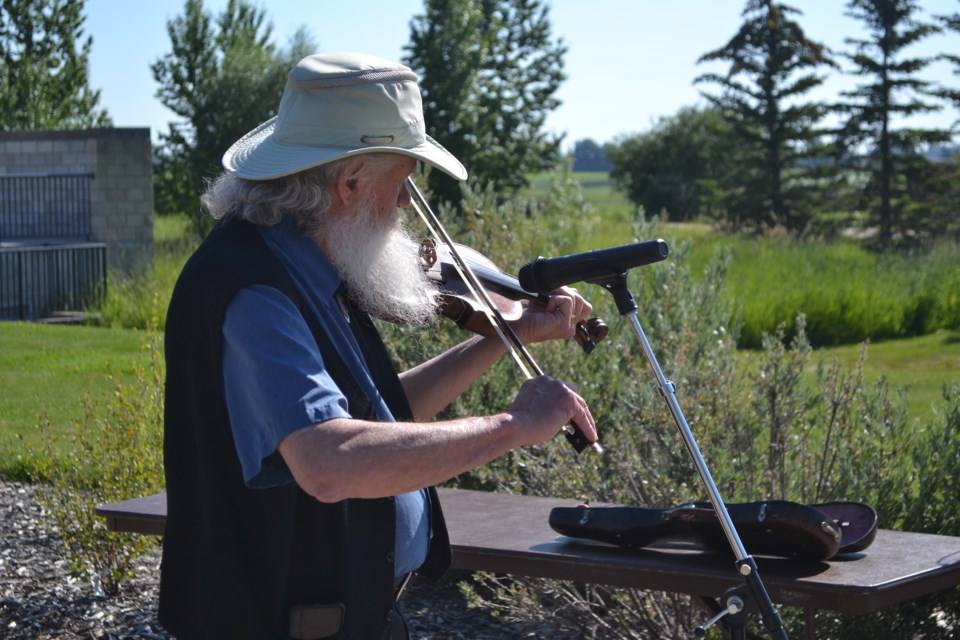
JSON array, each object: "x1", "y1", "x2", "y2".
[
  {"x1": 396, "y1": 155, "x2": 418, "y2": 172},
  {"x1": 381, "y1": 154, "x2": 418, "y2": 176}
]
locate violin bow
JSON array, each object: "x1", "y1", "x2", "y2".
[{"x1": 406, "y1": 177, "x2": 601, "y2": 455}]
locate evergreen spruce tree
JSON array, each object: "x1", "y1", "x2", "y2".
[
  {"x1": 937, "y1": 8, "x2": 960, "y2": 130},
  {"x1": 837, "y1": 0, "x2": 948, "y2": 247},
  {"x1": 695, "y1": 0, "x2": 835, "y2": 232}
]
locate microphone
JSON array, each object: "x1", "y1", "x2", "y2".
[{"x1": 518, "y1": 239, "x2": 668, "y2": 294}]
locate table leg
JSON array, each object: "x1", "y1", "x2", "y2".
[{"x1": 805, "y1": 608, "x2": 817, "y2": 640}]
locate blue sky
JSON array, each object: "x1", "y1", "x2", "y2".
[{"x1": 85, "y1": 0, "x2": 960, "y2": 150}]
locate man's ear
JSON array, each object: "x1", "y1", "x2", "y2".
[{"x1": 333, "y1": 157, "x2": 367, "y2": 207}]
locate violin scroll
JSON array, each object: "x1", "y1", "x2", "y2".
[{"x1": 576, "y1": 318, "x2": 609, "y2": 354}]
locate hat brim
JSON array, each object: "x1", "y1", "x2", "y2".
[{"x1": 222, "y1": 117, "x2": 467, "y2": 182}]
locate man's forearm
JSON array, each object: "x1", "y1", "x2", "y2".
[
  {"x1": 279, "y1": 375, "x2": 595, "y2": 503},
  {"x1": 399, "y1": 334, "x2": 508, "y2": 420},
  {"x1": 278, "y1": 413, "x2": 520, "y2": 502}
]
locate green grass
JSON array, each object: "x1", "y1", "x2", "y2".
[
  {"x1": 92, "y1": 214, "x2": 196, "y2": 329},
  {"x1": 0, "y1": 322, "x2": 152, "y2": 477},
  {"x1": 548, "y1": 172, "x2": 960, "y2": 348},
  {"x1": 541, "y1": 170, "x2": 960, "y2": 418},
  {"x1": 690, "y1": 235, "x2": 957, "y2": 347},
  {"x1": 2, "y1": 178, "x2": 957, "y2": 476},
  {"x1": 809, "y1": 329, "x2": 960, "y2": 423},
  {"x1": 732, "y1": 330, "x2": 960, "y2": 428},
  {"x1": 528, "y1": 170, "x2": 634, "y2": 249},
  {"x1": 1, "y1": 319, "x2": 955, "y2": 477}
]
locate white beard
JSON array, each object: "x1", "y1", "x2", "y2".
[{"x1": 320, "y1": 194, "x2": 439, "y2": 325}]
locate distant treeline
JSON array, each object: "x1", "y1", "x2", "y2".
[{"x1": 571, "y1": 1, "x2": 960, "y2": 247}]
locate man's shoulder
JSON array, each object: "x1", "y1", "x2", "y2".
[
  {"x1": 167, "y1": 218, "x2": 299, "y2": 332},
  {"x1": 182, "y1": 219, "x2": 292, "y2": 292}
]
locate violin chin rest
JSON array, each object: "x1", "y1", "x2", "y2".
[{"x1": 549, "y1": 499, "x2": 878, "y2": 562}]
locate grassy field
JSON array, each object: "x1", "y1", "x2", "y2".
[
  {"x1": 530, "y1": 172, "x2": 959, "y2": 347},
  {"x1": 805, "y1": 328, "x2": 960, "y2": 422},
  {"x1": 1, "y1": 316, "x2": 956, "y2": 478},
  {"x1": 528, "y1": 170, "x2": 636, "y2": 249},
  {"x1": 0, "y1": 322, "x2": 151, "y2": 476},
  {"x1": 1, "y1": 172, "x2": 957, "y2": 477}
]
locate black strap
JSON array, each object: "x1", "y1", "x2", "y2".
[
  {"x1": 336, "y1": 292, "x2": 452, "y2": 580},
  {"x1": 338, "y1": 293, "x2": 415, "y2": 422},
  {"x1": 304, "y1": 287, "x2": 451, "y2": 582}
]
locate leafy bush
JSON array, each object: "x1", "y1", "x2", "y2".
[
  {"x1": 22, "y1": 314, "x2": 165, "y2": 596},
  {"x1": 382, "y1": 178, "x2": 960, "y2": 639},
  {"x1": 90, "y1": 214, "x2": 197, "y2": 330},
  {"x1": 93, "y1": 186, "x2": 960, "y2": 356}
]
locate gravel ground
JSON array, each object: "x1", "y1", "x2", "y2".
[{"x1": 0, "y1": 481, "x2": 548, "y2": 639}]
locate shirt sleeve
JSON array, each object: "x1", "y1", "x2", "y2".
[{"x1": 222, "y1": 284, "x2": 352, "y2": 488}]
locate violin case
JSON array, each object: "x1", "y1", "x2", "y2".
[{"x1": 549, "y1": 500, "x2": 878, "y2": 561}]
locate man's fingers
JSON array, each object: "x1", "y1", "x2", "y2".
[{"x1": 510, "y1": 376, "x2": 597, "y2": 445}]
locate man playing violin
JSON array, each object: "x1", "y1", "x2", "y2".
[{"x1": 159, "y1": 51, "x2": 598, "y2": 640}]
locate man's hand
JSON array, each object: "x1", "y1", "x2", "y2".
[
  {"x1": 511, "y1": 286, "x2": 592, "y2": 344},
  {"x1": 506, "y1": 375, "x2": 598, "y2": 446},
  {"x1": 281, "y1": 373, "x2": 597, "y2": 502}
]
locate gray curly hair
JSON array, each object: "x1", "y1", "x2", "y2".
[{"x1": 200, "y1": 154, "x2": 397, "y2": 234}]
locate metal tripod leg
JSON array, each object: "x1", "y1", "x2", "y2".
[{"x1": 598, "y1": 275, "x2": 788, "y2": 640}]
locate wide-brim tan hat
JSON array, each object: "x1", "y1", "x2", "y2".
[{"x1": 222, "y1": 52, "x2": 467, "y2": 181}]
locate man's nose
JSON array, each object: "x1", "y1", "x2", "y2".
[{"x1": 397, "y1": 183, "x2": 412, "y2": 209}]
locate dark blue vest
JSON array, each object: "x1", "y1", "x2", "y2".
[{"x1": 159, "y1": 218, "x2": 450, "y2": 639}]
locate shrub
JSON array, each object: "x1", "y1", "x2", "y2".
[
  {"x1": 22, "y1": 311, "x2": 165, "y2": 596},
  {"x1": 90, "y1": 213, "x2": 197, "y2": 330},
  {"x1": 390, "y1": 178, "x2": 960, "y2": 638},
  {"x1": 722, "y1": 237, "x2": 960, "y2": 348}
]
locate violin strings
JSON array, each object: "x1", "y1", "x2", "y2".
[
  {"x1": 407, "y1": 178, "x2": 598, "y2": 455},
  {"x1": 405, "y1": 178, "x2": 534, "y2": 381}
]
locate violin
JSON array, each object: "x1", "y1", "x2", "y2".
[
  {"x1": 419, "y1": 238, "x2": 609, "y2": 354},
  {"x1": 406, "y1": 177, "x2": 601, "y2": 454}
]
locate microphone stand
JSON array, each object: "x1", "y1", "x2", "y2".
[{"x1": 595, "y1": 270, "x2": 788, "y2": 640}]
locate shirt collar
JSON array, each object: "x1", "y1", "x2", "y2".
[{"x1": 257, "y1": 217, "x2": 343, "y2": 299}]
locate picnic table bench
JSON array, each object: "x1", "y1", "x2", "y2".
[{"x1": 97, "y1": 488, "x2": 960, "y2": 638}]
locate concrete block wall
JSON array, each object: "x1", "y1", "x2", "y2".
[{"x1": 0, "y1": 128, "x2": 154, "y2": 272}]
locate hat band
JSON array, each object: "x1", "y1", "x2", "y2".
[{"x1": 293, "y1": 68, "x2": 418, "y2": 90}]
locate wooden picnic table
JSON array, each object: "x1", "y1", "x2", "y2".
[{"x1": 98, "y1": 488, "x2": 960, "y2": 636}]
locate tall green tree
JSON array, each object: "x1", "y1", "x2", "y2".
[
  {"x1": 938, "y1": 8, "x2": 960, "y2": 131},
  {"x1": 919, "y1": 9, "x2": 960, "y2": 242},
  {"x1": 404, "y1": 0, "x2": 566, "y2": 210},
  {"x1": 152, "y1": 0, "x2": 314, "y2": 231},
  {"x1": 695, "y1": 0, "x2": 835, "y2": 232},
  {"x1": 0, "y1": 0, "x2": 109, "y2": 130},
  {"x1": 837, "y1": 0, "x2": 948, "y2": 247},
  {"x1": 607, "y1": 107, "x2": 741, "y2": 222},
  {"x1": 570, "y1": 138, "x2": 612, "y2": 172}
]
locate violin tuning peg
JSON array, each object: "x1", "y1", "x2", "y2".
[{"x1": 586, "y1": 318, "x2": 609, "y2": 343}]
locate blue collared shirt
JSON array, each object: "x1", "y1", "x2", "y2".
[{"x1": 220, "y1": 216, "x2": 429, "y2": 576}]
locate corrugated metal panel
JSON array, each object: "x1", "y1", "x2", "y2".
[
  {"x1": 0, "y1": 243, "x2": 107, "y2": 321},
  {"x1": 0, "y1": 173, "x2": 94, "y2": 242}
]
